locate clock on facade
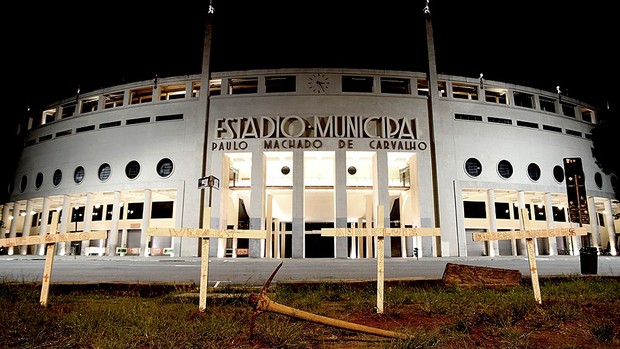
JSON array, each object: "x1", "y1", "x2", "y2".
[{"x1": 307, "y1": 73, "x2": 330, "y2": 93}]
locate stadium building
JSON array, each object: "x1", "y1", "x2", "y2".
[{"x1": 1, "y1": 7, "x2": 618, "y2": 259}]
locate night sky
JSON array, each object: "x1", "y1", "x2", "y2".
[{"x1": 1, "y1": 1, "x2": 617, "y2": 196}]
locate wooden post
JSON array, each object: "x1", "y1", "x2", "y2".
[
  {"x1": 0, "y1": 231, "x2": 107, "y2": 306},
  {"x1": 321, "y1": 205, "x2": 440, "y2": 313},
  {"x1": 148, "y1": 225, "x2": 267, "y2": 312},
  {"x1": 472, "y1": 209, "x2": 587, "y2": 304}
]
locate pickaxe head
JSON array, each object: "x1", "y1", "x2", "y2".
[{"x1": 248, "y1": 261, "x2": 283, "y2": 340}]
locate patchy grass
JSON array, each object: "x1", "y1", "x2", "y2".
[{"x1": 0, "y1": 276, "x2": 618, "y2": 348}]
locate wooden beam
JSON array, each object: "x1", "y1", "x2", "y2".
[
  {"x1": 147, "y1": 227, "x2": 267, "y2": 239},
  {"x1": 0, "y1": 231, "x2": 107, "y2": 247},
  {"x1": 472, "y1": 227, "x2": 587, "y2": 241}
]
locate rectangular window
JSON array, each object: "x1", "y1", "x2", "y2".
[
  {"x1": 484, "y1": 88, "x2": 508, "y2": 104},
  {"x1": 92, "y1": 205, "x2": 103, "y2": 221},
  {"x1": 55, "y1": 129, "x2": 72, "y2": 137},
  {"x1": 566, "y1": 129, "x2": 582, "y2": 137},
  {"x1": 542, "y1": 125, "x2": 562, "y2": 133},
  {"x1": 127, "y1": 203, "x2": 144, "y2": 219},
  {"x1": 76, "y1": 125, "x2": 95, "y2": 133},
  {"x1": 454, "y1": 113, "x2": 482, "y2": 121},
  {"x1": 159, "y1": 84, "x2": 186, "y2": 100},
  {"x1": 342, "y1": 76, "x2": 373, "y2": 93},
  {"x1": 130, "y1": 87, "x2": 153, "y2": 104},
  {"x1": 209, "y1": 79, "x2": 221, "y2": 96},
  {"x1": 229, "y1": 77, "x2": 258, "y2": 94},
  {"x1": 151, "y1": 201, "x2": 174, "y2": 219},
  {"x1": 61, "y1": 103, "x2": 77, "y2": 118},
  {"x1": 533, "y1": 204, "x2": 546, "y2": 221},
  {"x1": 495, "y1": 202, "x2": 511, "y2": 219},
  {"x1": 39, "y1": 134, "x2": 52, "y2": 142},
  {"x1": 552, "y1": 206, "x2": 566, "y2": 222},
  {"x1": 266, "y1": 76, "x2": 296, "y2": 93},
  {"x1": 513, "y1": 91, "x2": 535, "y2": 108},
  {"x1": 488, "y1": 117, "x2": 512, "y2": 125},
  {"x1": 380, "y1": 77, "x2": 410, "y2": 94},
  {"x1": 24, "y1": 139, "x2": 37, "y2": 147},
  {"x1": 516, "y1": 120, "x2": 539, "y2": 129},
  {"x1": 561, "y1": 102, "x2": 576, "y2": 117},
  {"x1": 104, "y1": 92, "x2": 124, "y2": 109},
  {"x1": 156, "y1": 114, "x2": 183, "y2": 122},
  {"x1": 81, "y1": 97, "x2": 99, "y2": 114},
  {"x1": 71, "y1": 207, "x2": 85, "y2": 223},
  {"x1": 192, "y1": 81, "x2": 201, "y2": 98},
  {"x1": 463, "y1": 201, "x2": 486, "y2": 219},
  {"x1": 452, "y1": 83, "x2": 478, "y2": 100},
  {"x1": 580, "y1": 107, "x2": 593, "y2": 123},
  {"x1": 539, "y1": 97, "x2": 556, "y2": 113},
  {"x1": 100, "y1": 121, "x2": 122, "y2": 129},
  {"x1": 42, "y1": 109, "x2": 57, "y2": 125},
  {"x1": 126, "y1": 117, "x2": 151, "y2": 125}
]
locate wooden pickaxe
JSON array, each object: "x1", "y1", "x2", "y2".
[{"x1": 248, "y1": 261, "x2": 409, "y2": 340}]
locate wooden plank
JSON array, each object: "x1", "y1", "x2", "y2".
[
  {"x1": 39, "y1": 243, "x2": 56, "y2": 307},
  {"x1": 472, "y1": 227, "x2": 586, "y2": 241},
  {"x1": 0, "y1": 231, "x2": 107, "y2": 247},
  {"x1": 321, "y1": 227, "x2": 440, "y2": 237},
  {"x1": 442, "y1": 263, "x2": 521, "y2": 287},
  {"x1": 147, "y1": 228, "x2": 267, "y2": 239}
]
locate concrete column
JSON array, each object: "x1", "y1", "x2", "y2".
[
  {"x1": 36, "y1": 198, "x2": 51, "y2": 255},
  {"x1": 120, "y1": 200, "x2": 129, "y2": 248},
  {"x1": 58, "y1": 195, "x2": 71, "y2": 256},
  {"x1": 485, "y1": 189, "x2": 497, "y2": 257},
  {"x1": 544, "y1": 193, "x2": 557, "y2": 255},
  {"x1": 107, "y1": 191, "x2": 121, "y2": 255},
  {"x1": 141, "y1": 189, "x2": 152, "y2": 256},
  {"x1": 372, "y1": 152, "x2": 391, "y2": 257},
  {"x1": 292, "y1": 150, "x2": 305, "y2": 258},
  {"x1": 7, "y1": 202, "x2": 19, "y2": 255},
  {"x1": 249, "y1": 151, "x2": 266, "y2": 258},
  {"x1": 587, "y1": 196, "x2": 601, "y2": 248},
  {"x1": 516, "y1": 191, "x2": 527, "y2": 255},
  {"x1": 334, "y1": 150, "x2": 348, "y2": 258},
  {"x1": 508, "y1": 201, "x2": 518, "y2": 256},
  {"x1": 0, "y1": 203, "x2": 10, "y2": 238},
  {"x1": 265, "y1": 195, "x2": 273, "y2": 258},
  {"x1": 19, "y1": 200, "x2": 35, "y2": 255},
  {"x1": 604, "y1": 199, "x2": 618, "y2": 255},
  {"x1": 81, "y1": 192, "x2": 94, "y2": 255}
]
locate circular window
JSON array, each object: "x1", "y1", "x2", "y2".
[
  {"x1": 98, "y1": 163, "x2": 111, "y2": 182},
  {"x1": 281, "y1": 166, "x2": 290, "y2": 175},
  {"x1": 497, "y1": 160, "x2": 513, "y2": 179},
  {"x1": 347, "y1": 166, "x2": 357, "y2": 175},
  {"x1": 553, "y1": 165, "x2": 564, "y2": 183},
  {"x1": 125, "y1": 160, "x2": 141, "y2": 179},
  {"x1": 7, "y1": 181, "x2": 14, "y2": 195},
  {"x1": 35, "y1": 172, "x2": 44, "y2": 189},
  {"x1": 74, "y1": 166, "x2": 85, "y2": 184},
  {"x1": 527, "y1": 163, "x2": 541, "y2": 181},
  {"x1": 20, "y1": 175, "x2": 27, "y2": 193},
  {"x1": 594, "y1": 172, "x2": 603, "y2": 189},
  {"x1": 53, "y1": 169, "x2": 62, "y2": 186},
  {"x1": 156, "y1": 158, "x2": 174, "y2": 178},
  {"x1": 465, "y1": 158, "x2": 482, "y2": 178}
]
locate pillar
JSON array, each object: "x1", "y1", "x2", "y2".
[
  {"x1": 544, "y1": 193, "x2": 557, "y2": 255},
  {"x1": 107, "y1": 191, "x2": 121, "y2": 255},
  {"x1": 334, "y1": 149, "x2": 348, "y2": 258},
  {"x1": 7, "y1": 202, "x2": 19, "y2": 255},
  {"x1": 517, "y1": 191, "x2": 527, "y2": 255},
  {"x1": 19, "y1": 200, "x2": 34, "y2": 255},
  {"x1": 58, "y1": 195, "x2": 71, "y2": 256},
  {"x1": 485, "y1": 190, "x2": 497, "y2": 257},
  {"x1": 372, "y1": 152, "x2": 391, "y2": 257},
  {"x1": 587, "y1": 196, "x2": 601, "y2": 248},
  {"x1": 141, "y1": 189, "x2": 152, "y2": 256},
  {"x1": 249, "y1": 151, "x2": 266, "y2": 258},
  {"x1": 81, "y1": 193, "x2": 94, "y2": 255},
  {"x1": 292, "y1": 150, "x2": 305, "y2": 258},
  {"x1": 604, "y1": 199, "x2": 618, "y2": 255}
]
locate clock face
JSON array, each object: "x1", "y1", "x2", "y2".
[{"x1": 307, "y1": 73, "x2": 330, "y2": 93}]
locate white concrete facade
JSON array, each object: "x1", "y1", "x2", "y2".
[{"x1": 1, "y1": 69, "x2": 618, "y2": 259}]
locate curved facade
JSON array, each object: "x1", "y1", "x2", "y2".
[{"x1": 1, "y1": 67, "x2": 618, "y2": 259}]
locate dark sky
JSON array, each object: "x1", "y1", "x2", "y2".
[{"x1": 1, "y1": 0, "x2": 616, "y2": 191}]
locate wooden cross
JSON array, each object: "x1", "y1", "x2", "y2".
[
  {"x1": 473, "y1": 208, "x2": 587, "y2": 304},
  {"x1": 0, "y1": 231, "x2": 107, "y2": 306},
  {"x1": 321, "y1": 205, "x2": 440, "y2": 313},
  {"x1": 148, "y1": 211, "x2": 267, "y2": 312}
]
